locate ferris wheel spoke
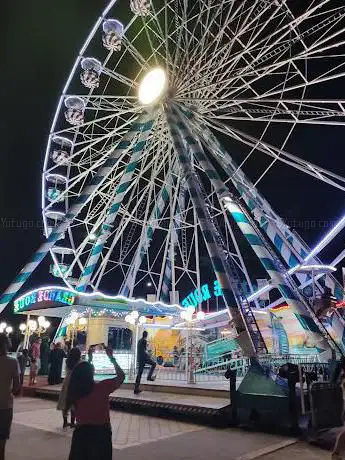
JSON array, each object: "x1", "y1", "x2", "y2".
[
  {"x1": 147, "y1": 0, "x2": 175, "y2": 72},
  {"x1": 217, "y1": 19, "x2": 345, "y2": 100},
  {"x1": 203, "y1": 98, "x2": 345, "y2": 126},
  {"x1": 176, "y1": 0, "x2": 239, "y2": 90},
  {"x1": 64, "y1": 95, "x2": 138, "y2": 111},
  {"x1": 93, "y1": 154, "x2": 175, "y2": 288},
  {"x1": 76, "y1": 118, "x2": 171, "y2": 290},
  {"x1": 167, "y1": 0, "x2": 215, "y2": 84},
  {"x1": 176, "y1": 5, "x2": 291, "y2": 96},
  {"x1": 52, "y1": 106, "x2": 141, "y2": 141},
  {"x1": 46, "y1": 114, "x2": 140, "y2": 182},
  {"x1": 226, "y1": 1, "x2": 342, "y2": 81},
  {"x1": 92, "y1": 176, "x2": 161, "y2": 288},
  {"x1": 172, "y1": 0, "x2": 214, "y2": 79},
  {"x1": 121, "y1": 165, "x2": 174, "y2": 297},
  {"x1": 176, "y1": 3, "x2": 239, "y2": 92},
  {"x1": 178, "y1": 2, "x2": 345, "y2": 100},
  {"x1": 205, "y1": 117, "x2": 345, "y2": 192},
  {"x1": 177, "y1": 0, "x2": 279, "y2": 94},
  {"x1": 99, "y1": 66, "x2": 139, "y2": 88}
]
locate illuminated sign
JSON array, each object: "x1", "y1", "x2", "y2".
[
  {"x1": 14, "y1": 289, "x2": 75, "y2": 313},
  {"x1": 181, "y1": 279, "x2": 259, "y2": 308},
  {"x1": 181, "y1": 280, "x2": 223, "y2": 307}
]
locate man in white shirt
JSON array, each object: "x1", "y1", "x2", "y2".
[{"x1": 0, "y1": 333, "x2": 20, "y2": 460}]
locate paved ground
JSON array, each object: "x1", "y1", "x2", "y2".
[
  {"x1": 6, "y1": 398, "x2": 331, "y2": 460},
  {"x1": 38, "y1": 384, "x2": 229, "y2": 409}
]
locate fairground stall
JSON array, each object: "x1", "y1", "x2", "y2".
[
  {"x1": 14, "y1": 284, "x2": 335, "y2": 386},
  {"x1": 14, "y1": 285, "x2": 254, "y2": 386}
]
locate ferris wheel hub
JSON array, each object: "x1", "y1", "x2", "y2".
[{"x1": 138, "y1": 68, "x2": 167, "y2": 106}]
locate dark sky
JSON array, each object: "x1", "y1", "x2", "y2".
[
  {"x1": 0, "y1": 1, "x2": 109, "y2": 315},
  {"x1": 0, "y1": 1, "x2": 345, "y2": 320}
]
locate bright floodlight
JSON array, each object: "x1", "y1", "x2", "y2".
[
  {"x1": 138, "y1": 68, "x2": 167, "y2": 105},
  {"x1": 196, "y1": 311, "x2": 206, "y2": 321}
]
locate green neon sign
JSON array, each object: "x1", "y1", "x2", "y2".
[{"x1": 14, "y1": 289, "x2": 75, "y2": 313}]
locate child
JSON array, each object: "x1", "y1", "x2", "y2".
[
  {"x1": 29, "y1": 358, "x2": 38, "y2": 385},
  {"x1": 57, "y1": 347, "x2": 81, "y2": 429}
]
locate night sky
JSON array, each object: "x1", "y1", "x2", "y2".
[{"x1": 1, "y1": 1, "x2": 345, "y2": 322}]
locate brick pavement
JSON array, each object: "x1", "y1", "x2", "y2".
[{"x1": 5, "y1": 398, "x2": 332, "y2": 460}]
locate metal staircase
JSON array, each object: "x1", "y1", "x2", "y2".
[
  {"x1": 233, "y1": 197, "x2": 342, "y2": 355},
  {"x1": 194, "y1": 173, "x2": 268, "y2": 355}
]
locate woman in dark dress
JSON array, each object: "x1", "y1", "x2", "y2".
[
  {"x1": 39, "y1": 337, "x2": 50, "y2": 375},
  {"x1": 48, "y1": 343, "x2": 66, "y2": 385}
]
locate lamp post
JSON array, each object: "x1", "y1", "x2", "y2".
[
  {"x1": 37, "y1": 316, "x2": 51, "y2": 336},
  {"x1": 180, "y1": 307, "x2": 205, "y2": 384},
  {"x1": 65, "y1": 312, "x2": 78, "y2": 344},
  {"x1": 22, "y1": 319, "x2": 38, "y2": 348}
]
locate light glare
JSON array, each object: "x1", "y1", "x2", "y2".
[{"x1": 138, "y1": 68, "x2": 167, "y2": 105}]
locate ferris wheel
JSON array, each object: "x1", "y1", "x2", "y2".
[{"x1": 3, "y1": 0, "x2": 345, "y2": 356}]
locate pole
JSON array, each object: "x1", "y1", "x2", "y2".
[
  {"x1": 85, "y1": 308, "x2": 92, "y2": 351},
  {"x1": 185, "y1": 331, "x2": 189, "y2": 383},
  {"x1": 188, "y1": 323, "x2": 195, "y2": 384},
  {"x1": 134, "y1": 322, "x2": 139, "y2": 372},
  {"x1": 299, "y1": 365, "x2": 306, "y2": 416},
  {"x1": 24, "y1": 314, "x2": 30, "y2": 349},
  {"x1": 71, "y1": 323, "x2": 75, "y2": 346},
  {"x1": 312, "y1": 269, "x2": 316, "y2": 304}
]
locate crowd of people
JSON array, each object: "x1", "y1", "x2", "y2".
[{"x1": 0, "y1": 329, "x2": 158, "y2": 460}]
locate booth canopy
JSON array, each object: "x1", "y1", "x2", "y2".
[{"x1": 14, "y1": 286, "x2": 183, "y2": 318}]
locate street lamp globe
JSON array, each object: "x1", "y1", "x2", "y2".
[
  {"x1": 38, "y1": 316, "x2": 46, "y2": 327},
  {"x1": 28, "y1": 320, "x2": 38, "y2": 332},
  {"x1": 19, "y1": 323, "x2": 26, "y2": 333},
  {"x1": 131, "y1": 310, "x2": 139, "y2": 319},
  {"x1": 139, "y1": 316, "x2": 147, "y2": 325},
  {"x1": 5, "y1": 326, "x2": 13, "y2": 334}
]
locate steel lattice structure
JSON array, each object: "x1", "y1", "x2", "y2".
[{"x1": 2, "y1": 0, "x2": 345, "y2": 356}]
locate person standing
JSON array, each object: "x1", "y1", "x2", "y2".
[
  {"x1": 17, "y1": 350, "x2": 29, "y2": 389},
  {"x1": 29, "y1": 358, "x2": 39, "y2": 386},
  {"x1": 31, "y1": 338, "x2": 41, "y2": 375},
  {"x1": 48, "y1": 343, "x2": 66, "y2": 385},
  {"x1": 66, "y1": 347, "x2": 125, "y2": 460},
  {"x1": 39, "y1": 337, "x2": 50, "y2": 376},
  {"x1": 134, "y1": 331, "x2": 156, "y2": 395},
  {"x1": 57, "y1": 347, "x2": 81, "y2": 429},
  {"x1": 332, "y1": 357, "x2": 345, "y2": 460},
  {"x1": 0, "y1": 333, "x2": 20, "y2": 460}
]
